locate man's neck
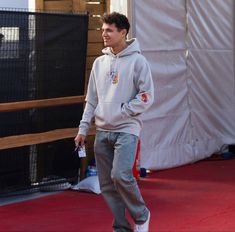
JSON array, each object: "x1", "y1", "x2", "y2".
[{"x1": 111, "y1": 41, "x2": 128, "y2": 55}]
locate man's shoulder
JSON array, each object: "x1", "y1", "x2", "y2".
[
  {"x1": 95, "y1": 54, "x2": 106, "y2": 62},
  {"x1": 132, "y1": 52, "x2": 148, "y2": 65},
  {"x1": 92, "y1": 54, "x2": 106, "y2": 66}
]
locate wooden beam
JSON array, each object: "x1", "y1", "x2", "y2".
[
  {"x1": 73, "y1": 0, "x2": 86, "y2": 12},
  {"x1": 106, "y1": 0, "x2": 110, "y2": 13},
  {"x1": 86, "y1": 55, "x2": 96, "y2": 69},
  {"x1": 0, "y1": 126, "x2": 96, "y2": 150},
  {"x1": 44, "y1": 0, "x2": 73, "y2": 12},
  {"x1": 0, "y1": 95, "x2": 85, "y2": 112},
  {"x1": 87, "y1": 42, "x2": 103, "y2": 56},
  {"x1": 86, "y1": 2, "x2": 105, "y2": 15},
  {"x1": 88, "y1": 16, "x2": 102, "y2": 29},
  {"x1": 35, "y1": 0, "x2": 44, "y2": 11},
  {"x1": 87, "y1": 0, "x2": 105, "y2": 2},
  {"x1": 88, "y1": 29, "x2": 102, "y2": 42}
]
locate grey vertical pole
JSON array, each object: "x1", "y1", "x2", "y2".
[
  {"x1": 234, "y1": 0, "x2": 235, "y2": 91},
  {"x1": 127, "y1": 0, "x2": 136, "y2": 38}
]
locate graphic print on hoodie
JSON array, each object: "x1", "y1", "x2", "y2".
[{"x1": 79, "y1": 38, "x2": 154, "y2": 137}]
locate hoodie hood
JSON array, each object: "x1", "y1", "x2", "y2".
[{"x1": 102, "y1": 38, "x2": 141, "y2": 57}]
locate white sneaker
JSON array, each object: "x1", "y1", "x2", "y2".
[{"x1": 134, "y1": 211, "x2": 150, "y2": 232}]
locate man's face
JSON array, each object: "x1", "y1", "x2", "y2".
[{"x1": 102, "y1": 23, "x2": 126, "y2": 48}]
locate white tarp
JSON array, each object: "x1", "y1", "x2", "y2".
[{"x1": 132, "y1": 0, "x2": 235, "y2": 170}]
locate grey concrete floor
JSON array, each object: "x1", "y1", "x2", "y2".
[{"x1": 0, "y1": 189, "x2": 61, "y2": 206}]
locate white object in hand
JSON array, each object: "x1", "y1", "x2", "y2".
[{"x1": 77, "y1": 146, "x2": 86, "y2": 158}]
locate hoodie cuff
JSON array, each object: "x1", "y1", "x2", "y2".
[{"x1": 78, "y1": 126, "x2": 89, "y2": 136}]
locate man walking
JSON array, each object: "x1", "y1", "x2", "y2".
[{"x1": 75, "y1": 12, "x2": 154, "y2": 232}]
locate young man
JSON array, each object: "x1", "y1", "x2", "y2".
[{"x1": 75, "y1": 12, "x2": 154, "y2": 232}]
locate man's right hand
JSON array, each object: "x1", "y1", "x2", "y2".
[{"x1": 74, "y1": 134, "x2": 86, "y2": 147}]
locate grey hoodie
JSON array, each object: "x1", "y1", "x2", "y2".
[{"x1": 78, "y1": 38, "x2": 154, "y2": 137}]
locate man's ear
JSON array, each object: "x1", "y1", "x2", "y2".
[{"x1": 121, "y1": 29, "x2": 127, "y2": 38}]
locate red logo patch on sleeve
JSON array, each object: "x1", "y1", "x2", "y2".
[{"x1": 141, "y1": 93, "x2": 148, "y2": 103}]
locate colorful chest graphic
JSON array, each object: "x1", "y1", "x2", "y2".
[{"x1": 110, "y1": 70, "x2": 119, "y2": 84}]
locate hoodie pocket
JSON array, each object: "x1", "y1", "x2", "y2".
[{"x1": 94, "y1": 102, "x2": 127, "y2": 128}]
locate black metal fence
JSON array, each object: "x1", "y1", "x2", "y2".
[{"x1": 0, "y1": 10, "x2": 89, "y2": 195}]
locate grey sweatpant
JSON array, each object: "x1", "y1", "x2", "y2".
[{"x1": 94, "y1": 131, "x2": 149, "y2": 232}]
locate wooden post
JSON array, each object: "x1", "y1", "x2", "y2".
[
  {"x1": 35, "y1": 0, "x2": 44, "y2": 11},
  {"x1": 73, "y1": 0, "x2": 86, "y2": 12},
  {"x1": 106, "y1": 0, "x2": 110, "y2": 13}
]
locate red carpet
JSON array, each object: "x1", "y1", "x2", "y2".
[{"x1": 0, "y1": 159, "x2": 235, "y2": 232}]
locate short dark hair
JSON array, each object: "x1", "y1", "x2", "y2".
[{"x1": 101, "y1": 12, "x2": 130, "y2": 35}]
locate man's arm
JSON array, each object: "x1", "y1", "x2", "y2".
[
  {"x1": 122, "y1": 57, "x2": 154, "y2": 117},
  {"x1": 74, "y1": 69, "x2": 98, "y2": 146}
]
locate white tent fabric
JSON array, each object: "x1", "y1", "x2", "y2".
[{"x1": 132, "y1": 0, "x2": 235, "y2": 170}]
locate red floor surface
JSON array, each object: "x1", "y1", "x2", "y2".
[{"x1": 0, "y1": 159, "x2": 235, "y2": 232}]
